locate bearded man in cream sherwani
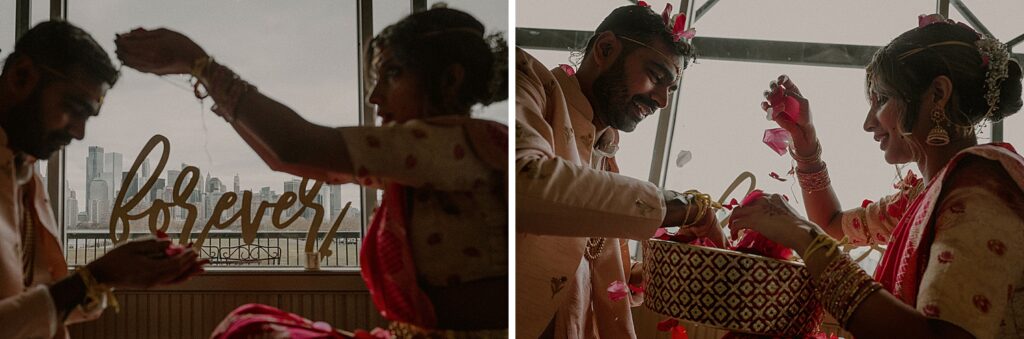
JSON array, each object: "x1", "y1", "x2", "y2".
[{"x1": 516, "y1": 4, "x2": 724, "y2": 338}]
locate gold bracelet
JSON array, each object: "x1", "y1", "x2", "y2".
[
  {"x1": 796, "y1": 162, "x2": 831, "y2": 193},
  {"x1": 77, "y1": 267, "x2": 120, "y2": 313},
  {"x1": 811, "y1": 254, "x2": 877, "y2": 327},
  {"x1": 682, "y1": 190, "x2": 713, "y2": 226},
  {"x1": 803, "y1": 233, "x2": 847, "y2": 259},
  {"x1": 789, "y1": 139, "x2": 822, "y2": 163}
]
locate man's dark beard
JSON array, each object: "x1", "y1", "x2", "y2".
[
  {"x1": 2, "y1": 89, "x2": 69, "y2": 159},
  {"x1": 591, "y1": 57, "x2": 656, "y2": 133}
]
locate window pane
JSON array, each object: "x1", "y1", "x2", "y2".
[
  {"x1": 31, "y1": 0, "x2": 49, "y2": 26},
  {"x1": 65, "y1": 1, "x2": 364, "y2": 269},
  {"x1": 429, "y1": 0, "x2": 509, "y2": 124},
  {"x1": 665, "y1": 60, "x2": 897, "y2": 270},
  {"x1": 692, "y1": 0, "x2": 932, "y2": 46},
  {"x1": 1005, "y1": 108, "x2": 1024, "y2": 147},
  {"x1": 517, "y1": 0, "x2": 932, "y2": 46},
  {"x1": 1, "y1": 1, "x2": 14, "y2": 51},
  {"x1": 948, "y1": 1, "x2": 1024, "y2": 43}
]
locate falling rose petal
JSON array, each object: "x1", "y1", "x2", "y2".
[
  {"x1": 637, "y1": 0, "x2": 650, "y2": 8},
  {"x1": 558, "y1": 64, "x2": 576, "y2": 77},
  {"x1": 673, "y1": 13, "x2": 687, "y2": 33},
  {"x1": 368, "y1": 328, "x2": 391, "y2": 339},
  {"x1": 312, "y1": 321, "x2": 333, "y2": 331},
  {"x1": 722, "y1": 198, "x2": 739, "y2": 210},
  {"x1": 679, "y1": 28, "x2": 696, "y2": 39},
  {"x1": 671, "y1": 324, "x2": 689, "y2": 339},
  {"x1": 608, "y1": 281, "x2": 629, "y2": 302},
  {"x1": 763, "y1": 128, "x2": 792, "y2": 156},
  {"x1": 657, "y1": 318, "x2": 680, "y2": 332},
  {"x1": 661, "y1": 3, "x2": 673, "y2": 26},
  {"x1": 862, "y1": 199, "x2": 874, "y2": 208},
  {"x1": 740, "y1": 190, "x2": 765, "y2": 206},
  {"x1": 653, "y1": 228, "x2": 668, "y2": 239},
  {"x1": 676, "y1": 150, "x2": 692, "y2": 167},
  {"x1": 164, "y1": 244, "x2": 184, "y2": 257},
  {"x1": 782, "y1": 194, "x2": 789, "y2": 202},
  {"x1": 769, "y1": 172, "x2": 787, "y2": 182},
  {"x1": 767, "y1": 85, "x2": 802, "y2": 122},
  {"x1": 628, "y1": 283, "x2": 645, "y2": 295}
]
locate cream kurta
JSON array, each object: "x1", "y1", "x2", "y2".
[
  {"x1": 0, "y1": 128, "x2": 102, "y2": 339},
  {"x1": 516, "y1": 48, "x2": 666, "y2": 339}
]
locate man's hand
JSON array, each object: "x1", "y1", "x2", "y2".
[
  {"x1": 676, "y1": 210, "x2": 726, "y2": 248},
  {"x1": 86, "y1": 237, "x2": 207, "y2": 289}
]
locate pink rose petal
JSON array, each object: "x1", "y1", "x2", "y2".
[
  {"x1": 369, "y1": 328, "x2": 391, "y2": 339},
  {"x1": 769, "y1": 171, "x2": 787, "y2": 182},
  {"x1": 763, "y1": 128, "x2": 792, "y2": 156},
  {"x1": 740, "y1": 189, "x2": 765, "y2": 206},
  {"x1": 628, "y1": 283, "x2": 645, "y2": 295},
  {"x1": 558, "y1": 64, "x2": 575, "y2": 77},
  {"x1": 608, "y1": 281, "x2": 629, "y2": 302},
  {"x1": 657, "y1": 318, "x2": 679, "y2": 332}
]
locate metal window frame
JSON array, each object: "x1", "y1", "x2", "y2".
[
  {"x1": 518, "y1": 0, "x2": 1023, "y2": 188},
  {"x1": 27, "y1": 0, "x2": 418, "y2": 252}
]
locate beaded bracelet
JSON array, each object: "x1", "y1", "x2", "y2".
[{"x1": 191, "y1": 59, "x2": 256, "y2": 123}]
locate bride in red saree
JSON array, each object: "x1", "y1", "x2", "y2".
[
  {"x1": 115, "y1": 6, "x2": 508, "y2": 339},
  {"x1": 729, "y1": 14, "x2": 1024, "y2": 339}
]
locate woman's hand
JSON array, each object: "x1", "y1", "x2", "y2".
[
  {"x1": 727, "y1": 193, "x2": 821, "y2": 252},
  {"x1": 114, "y1": 28, "x2": 208, "y2": 76},
  {"x1": 677, "y1": 209, "x2": 726, "y2": 248},
  {"x1": 761, "y1": 75, "x2": 816, "y2": 145},
  {"x1": 86, "y1": 237, "x2": 208, "y2": 289}
]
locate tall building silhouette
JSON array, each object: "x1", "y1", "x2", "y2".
[{"x1": 86, "y1": 146, "x2": 104, "y2": 220}]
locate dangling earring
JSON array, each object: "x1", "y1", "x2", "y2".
[{"x1": 926, "y1": 107, "x2": 950, "y2": 146}]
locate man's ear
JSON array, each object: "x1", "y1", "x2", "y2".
[
  {"x1": 590, "y1": 31, "x2": 623, "y2": 70},
  {"x1": 4, "y1": 56, "x2": 41, "y2": 101}
]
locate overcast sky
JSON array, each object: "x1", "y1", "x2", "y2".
[
  {"x1": 2, "y1": 0, "x2": 508, "y2": 214},
  {"x1": 518, "y1": 0, "x2": 1023, "y2": 211},
  {"x1": 0, "y1": 0, "x2": 1020, "y2": 234}
]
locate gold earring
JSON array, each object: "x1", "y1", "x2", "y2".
[{"x1": 926, "y1": 107, "x2": 950, "y2": 146}]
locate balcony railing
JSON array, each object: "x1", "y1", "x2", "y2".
[{"x1": 65, "y1": 230, "x2": 362, "y2": 268}]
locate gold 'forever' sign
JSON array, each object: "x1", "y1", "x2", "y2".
[{"x1": 108, "y1": 134, "x2": 351, "y2": 259}]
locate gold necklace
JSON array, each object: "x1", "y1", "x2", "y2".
[{"x1": 584, "y1": 237, "x2": 606, "y2": 261}]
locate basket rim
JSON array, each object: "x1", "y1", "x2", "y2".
[{"x1": 643, "y1": 239, "x2": 806, "y2": 268}]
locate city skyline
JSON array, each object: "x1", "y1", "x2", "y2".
[{"x1": 70, "y1": 142, "x2": 360, "y2": 231}]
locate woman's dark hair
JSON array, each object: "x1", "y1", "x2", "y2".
[
  {"x1": 866, "y1": 20, "x2": 1022, "y2": 133},
  {"x1": 367, "y1": 6, "x2": 507, "y2": 116}
]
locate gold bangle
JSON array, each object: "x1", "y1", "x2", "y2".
[
  {"x1": 789, "y1": 139, "x2": 822, "y2": 163},
  {"x1": 796, "y1": 162, "x2": 831, "y2": 193},
  {"x1": 803, "y1": 234, "x2": 846, "y2": 259}
]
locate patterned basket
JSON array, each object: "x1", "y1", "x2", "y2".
[{"x1": 643, "y1": 239, "x2": 823, "y2": 336}]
